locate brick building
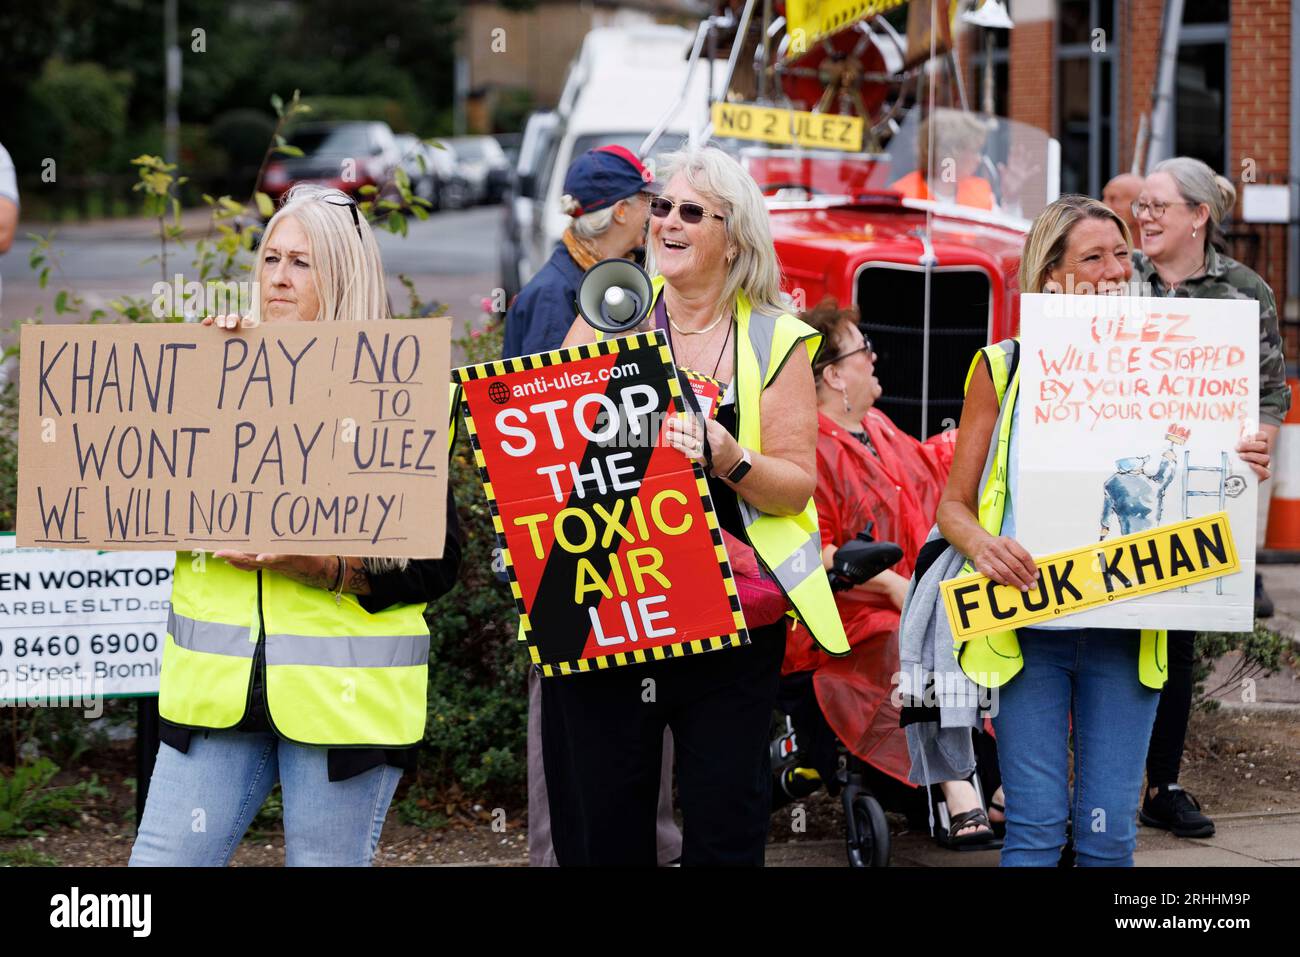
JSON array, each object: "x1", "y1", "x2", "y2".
[{"x1": 978, "y1": 0, "x2": 1296, "y2": 340}]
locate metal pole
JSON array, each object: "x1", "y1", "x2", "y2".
[
  {"x1": 983, "y1": 29, "x2": 995, "y2": 115},
  {"x1": 695, "y1": 0, "x2": 759, "y2": 145},
  {"x1": 641, "y1": 21, "x2": 710, "y2": 156},
  {"x1": 1146, "y1": 0, "x2": 1186, "y2": 166},
  {"x1": 163, "y1": 0, "x2": 180, "y2": 167}
]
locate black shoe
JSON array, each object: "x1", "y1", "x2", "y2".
[
  {"x1": 1140, "y1": 783, "x2": 1216, "y2": 838},
  {"x1": 1255, "y1": 573, "x2": 1275, "y2": 619}
]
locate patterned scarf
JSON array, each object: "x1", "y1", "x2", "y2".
[{"x1": 562, "y1": 228, "x2": 604, "y2": 272}]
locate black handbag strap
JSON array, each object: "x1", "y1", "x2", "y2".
[{"x1": 657, "y1": 294, "x2": 715, "y2": 471}]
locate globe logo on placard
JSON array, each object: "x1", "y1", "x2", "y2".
[{"x1": 488, "y1": 380, "x2": 510, "y2": 405}]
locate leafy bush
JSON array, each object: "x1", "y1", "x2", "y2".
[
  {"x1": 0, "y1": 758, "x2": 108, "y2": 837},
  {"x1": 415, "y1": 319, "x2": 529, "y2": 806},
  {"x1": 29, "y1": 60, "x2": 132, "y2": 174},
  {"x1": 1193, "y1": 621, "x2": 1296, "y2": 709},
  {"x1": 0, "y1": 845, "x2": 61, "y2": 867}
]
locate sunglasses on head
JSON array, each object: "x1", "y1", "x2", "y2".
[
  {"x1": 323, "y1": 193, "x2": 364, "y2": 239},
  {"x1": 649, "y1": 196, "x2": 726, "y2": 224}
]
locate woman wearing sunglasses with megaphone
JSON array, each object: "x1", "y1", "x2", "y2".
[
  {"x1": 548, "y1": 146, "x2": 848, "y2": 866},
  {"x1": 501, "y1": 146, "x2": 681, "y2": 867}
]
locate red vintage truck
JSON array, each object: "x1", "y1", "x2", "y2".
[{"x1": 649, "y1": 0, "x2": 1061, "y2": 439}]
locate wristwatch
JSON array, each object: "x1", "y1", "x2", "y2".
[{"x1": 723, "y1": 447, "x2": 753, "y2": 483}]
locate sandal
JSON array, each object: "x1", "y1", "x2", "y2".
[
  {"x1": 988, "y1": 799, "x2": 1006, "y2": 839},
  {"x1": 934, "y1": 807, "x2": 1001, "y2": 851}
]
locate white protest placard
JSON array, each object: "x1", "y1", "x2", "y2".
[
  {"x1": 0, "y1": 536, "x2": 172, "y2": 705},
  {"x1": 1016, "y1": 293, "x2": 1259, "y2": 631}
]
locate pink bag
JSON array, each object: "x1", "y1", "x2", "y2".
[{"x1": 720, "y1": 529, "x2": 791, "y2": 627}]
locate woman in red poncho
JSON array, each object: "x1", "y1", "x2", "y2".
[{"x1": 780, "y1": 298, "x2": 1002, "y2": 847}]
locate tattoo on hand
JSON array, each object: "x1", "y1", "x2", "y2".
[{"x1": 347, "y1": 563, "x2": 370, "y2": 595}]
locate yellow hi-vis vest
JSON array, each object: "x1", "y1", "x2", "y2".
[
  {"x1": 160, "y1": 393, "x2": 464, "y2": 746},
  {"x1": 954, "y1": 339, "x2": 1167, "y2": 690},
  {"x1": 594, "y1": 276, "x2": 848, "y2": 656}
]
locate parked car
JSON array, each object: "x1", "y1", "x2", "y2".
[
  {"x1": 447, "y1": 135, "x2": 512, "y2": 205},
  {"x1": 395, "y1": 134, "x2": 472, "y2": 211},
  {"x1": 261, "y1": 121, "x2": 402, "y2": 204},
  {"x1": 500, "y1": 111, "x2": 559, "y2": 303}
]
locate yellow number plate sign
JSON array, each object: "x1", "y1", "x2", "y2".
[
  {"x1": 941, "y1": 512, "x2": 1240, "y2": 642},
  {"x1": 711, "y1": 102, "x2": 865, "y2": 152}
]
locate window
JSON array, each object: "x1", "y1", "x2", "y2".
[
  {"x1": 1056, "y1": 0, "x2": 1118, "y2": 197},
  {"x1": 1169, "y1": 11, "x2": 1229, "y2": 173}
]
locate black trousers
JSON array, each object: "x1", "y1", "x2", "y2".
[
  {"x1": 1146, "y1": 629, "x2": 1196, "y2": 786},
  {"x1": 540, "y1": 622, "x2": 786, "y2": 866}
]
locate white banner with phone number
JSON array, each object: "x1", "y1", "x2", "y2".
[{"x1": 0, "y1": 535, "x2": 171, "y2": 702}]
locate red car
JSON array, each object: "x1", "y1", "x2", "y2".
[{"x1": 261, "y1": 121, "x2": 402, "y2": 204}]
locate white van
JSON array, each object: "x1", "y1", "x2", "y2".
[{"x1": 518, "y1": 25, "x2": 716, "y2": 286}]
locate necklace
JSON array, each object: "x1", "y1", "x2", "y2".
[
  {"x1": 668, "y1": 309, "x2": 729, "y2": 335},
  {"x1": 665, "y1": 308, "x2": 733, "y2": 380}
]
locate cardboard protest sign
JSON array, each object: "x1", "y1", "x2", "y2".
[
  {"x1": 1016, "y1": 294, "x2": 1258, "y2": 631},
  {"x1": 942, "y1": 512, "x2": 1239, "y2": 642},
  {"x1": 17, "y1": 319, "x2": 450, "y2": 557},
  {"x1": 454, "y1": 331, "x2": 749, "y2": 676}
]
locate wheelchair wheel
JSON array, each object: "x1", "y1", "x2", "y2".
[{"x1": 845, "y1": 794, "x2": 890, "y2": 868}]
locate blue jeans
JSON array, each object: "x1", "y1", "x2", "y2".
[
  {"x1": 129, "y1": 731, "x2": 402, "y2": 867},
  {"x1": 990, "y1": 627, "x2": 1160, "y2": 867}
]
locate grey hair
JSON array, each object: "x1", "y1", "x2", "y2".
[
  {"x1": 561, "y1": 195, "x2": 619, "y2": 240},
  {"x1": 363, "y1": 557, "x2": 410, "y2": 574},
  {"x1": 647, "y1": 146, "x2": 789, "y2": 316},
  {"x1": 1150, "y1": 156, "x2": 1237, "y2": 250}
]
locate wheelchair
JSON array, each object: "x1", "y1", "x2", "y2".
[{"x1": 770, "y1": 534, "x2": 904, "y2": 868}]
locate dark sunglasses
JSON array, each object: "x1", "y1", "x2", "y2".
[
  {"x1": 323, "y1": 194, "x2": 364, "y2": 239},
  {"x1": 816, "y1": 337, "x2": 874, "y2": 370},
  {"x1": 649, "y1": 196, "x2": 726, "y2": 224}
]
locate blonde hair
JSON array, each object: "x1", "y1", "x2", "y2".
[
  {"x1": 255, "y1": 184, "x2": 407, "y2": 573},
  {"x1": 253, "y1": 183, "x2": 390, "y2": 325},
  {"x1": 1149, "y1": 156, "x2": 1237, "y2": 251},
  {"x1": 648, "y1": 146, "x2": 788, "y2": 317},
  {"x1": 1019, "y1": 195, "x2": 1133, "y2": 294}
]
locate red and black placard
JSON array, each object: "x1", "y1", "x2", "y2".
[{"x1": 454, "y1": 331, "x2": 748, "y2": 676}]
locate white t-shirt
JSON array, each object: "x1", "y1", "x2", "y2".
[{"x1": 0, "y1": 143, "x2": 17, "y2": 207}]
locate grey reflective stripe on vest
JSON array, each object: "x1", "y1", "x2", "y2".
[
  {"x1": 264, "y1": 633, "x2": 430, "y2": 668},
  {"x1": 768, "y1": 525, "x2": 823, "y2": 587},
  {"x1": 736, "y1": 500, "x2": 823, "y2": 590},
  {"x1": 747, "y1": 305, "x2": 779, "y2": 384},
  {"x1": 168, "y1": 610, "x2": 255, "y2": 658}
]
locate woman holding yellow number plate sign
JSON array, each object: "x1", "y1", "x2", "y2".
[{"x1": 933, "y1": 196, "x2": 1270, "y2": 867}]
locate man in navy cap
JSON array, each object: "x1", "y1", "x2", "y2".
[{"x1": 502, "y1": 145, "x2": 661, "y2": 359}]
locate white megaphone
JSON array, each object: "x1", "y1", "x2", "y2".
[{"x1": 577, "y1": 258, "x2": 654, "y2": 334}]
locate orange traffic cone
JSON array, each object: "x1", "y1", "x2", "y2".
[{"x1": 1264, "y1": 378, "x2": 1300, "y2": 553}]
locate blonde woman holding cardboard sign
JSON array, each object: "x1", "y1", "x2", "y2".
[
  {"x1": 131, "y1": 185, "x2": 462, "y2": 867},
  {"x1": 937, "y1": 195, "x2": 1269, "y2": 866}
]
